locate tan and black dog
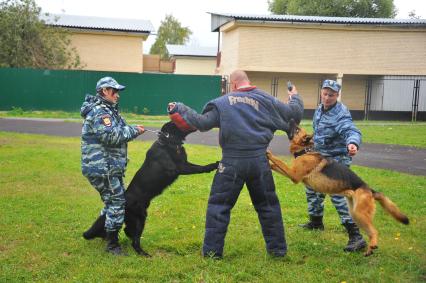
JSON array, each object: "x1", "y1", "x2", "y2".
[{"x1": 267, "y1": 121, "x2": 409, "y2": 256}]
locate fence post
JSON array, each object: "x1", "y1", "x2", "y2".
[
  {"x1": 270, "y1": 77, "x2": 278, "y2": 97},
  {"x1": 221, "y1": 75, "x2": 229, "y2": 95},
  {"x1": 412, "y1": 79, "x2": 420, "y2": 122},
  {"x1": 364, "y1": 79, "x2": 372, "y2": 121},
  {"x1": 317, "y1": 79, "x2": 322, "y2": 106}
]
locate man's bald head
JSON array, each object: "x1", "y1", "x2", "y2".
[{"x1": 230, "y1": 70, "x2": 250, "y2": 91}]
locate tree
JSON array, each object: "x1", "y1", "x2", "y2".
[
  {"x1": 150, "y1": 14, "x2": 192, "y2": 59},
  {"x1": 408, "y1": 10, "x2": 420, "y2": 19},
  {"x1": 0, "y1": 0, "x2": 82, "y2": 69},
  {"x1": 268, "y1": 0, "x2": 397, "y2": 18}
]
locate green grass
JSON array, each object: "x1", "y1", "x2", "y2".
[
  {"x1": 1, "y1": 132, "x2": 425, "y2": 282},
  {"x1": 355, "y1": 123, "x2": 426, "y2": 148}
]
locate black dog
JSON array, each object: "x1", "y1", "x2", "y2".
[{"x1": 83, "y1": 121, "x2": 218, "y2": 256}]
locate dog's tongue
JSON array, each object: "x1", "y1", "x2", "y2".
[{"x1": 169, "y1": 113, "x2": 196, "y2": 133}]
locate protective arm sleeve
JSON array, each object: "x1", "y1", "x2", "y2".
[{"x1": 169, "y1": 102, "x2": 219, "y2": 132}]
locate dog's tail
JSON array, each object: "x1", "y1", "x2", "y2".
[{"x1": 372, "y1": 190, "x2": 409, "y2": 225}]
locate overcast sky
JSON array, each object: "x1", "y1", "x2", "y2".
[{"x1": 35, "y1": 0, "x2": 425, "y2": 52}]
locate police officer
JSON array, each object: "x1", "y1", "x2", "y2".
[
  {"x1": 81, "y1": 76, "x2": 145, "y2": 255},
  {"x1": 299, "y1": 79, "x2": 367, "y2": 252},
  {"x1": 168, "y1": 70, "x2": 303, "y2": 258}
]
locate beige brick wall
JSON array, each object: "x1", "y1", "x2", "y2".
[
  {"x1": 246, "y1": 72, "x2": 321, "y2": 108},
  {"x1": 174, "y1": 57, "x2": 217, "y2": 75},
  {"x1": 245, "y1": 72, "x2": 366, "y2": 110},
  {"x1": 220, "y1": 28, "x2": 240, "y2": 75},
  {"x1": 340, "y1": 75, "x2": 368, "y2": 110},
  {"x1": 70, "y1": 31, "x2": 145, "y2": 73},
  {"x1": 220, "y1": 23, "x2": 426, "y2": 76},
  {"x1": 219, "y1": 22, "x2": 424, "y2": 110}
]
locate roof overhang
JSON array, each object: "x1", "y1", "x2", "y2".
[
  {"x1": 172, "y1": 55, "x2": 216, "y2": 59},
  {"x1": 42, "y1": 13, "x2": 155, "y2": 36},
  {"x1": 53, "y1": 26, "x2": 151, "y2": 38},
  {"x1": 209, "y1": 12, "x2": 426, "y2": 32}
]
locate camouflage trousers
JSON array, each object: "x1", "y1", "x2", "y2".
[
  {"x1": 304, "y1": 155, "x2": 354, "y2": 225},
  {"x1": 86, "y1": 175, "x2": 126, "y2": 232}
]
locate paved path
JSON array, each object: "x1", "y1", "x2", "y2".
[{"x1": 1, "y1": 118, "x2": 425, "y2": 176}]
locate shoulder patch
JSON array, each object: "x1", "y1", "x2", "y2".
[{"x1": 101, "y1": 115, "x2": 112, "y2": 127}]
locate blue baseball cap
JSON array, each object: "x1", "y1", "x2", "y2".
[
  {"x1": 96, "y1": 77, "x2": 125, "y2": 92},
  {"x1": 322, "y1": 79, "x2": 341, "y2": 92}
]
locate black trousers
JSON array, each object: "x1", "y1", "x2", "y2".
[{"x1": 202, "y1": 155, "x2": 287, "y2": 257}]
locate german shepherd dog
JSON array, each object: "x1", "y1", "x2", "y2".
[
  {"x1": 267, "y1": 120, "x2": 409, "y2": 256},
  {"x1": 83, "y1": 121, "x2": 218, "y2": 256}
]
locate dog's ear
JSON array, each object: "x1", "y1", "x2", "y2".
[{"x1": 286, "y1": 119, "x2": 297, "y2": 140}]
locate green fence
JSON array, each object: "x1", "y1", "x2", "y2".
[{"x1": 0, "y1": 68, "x2": 222, "y2": 115}]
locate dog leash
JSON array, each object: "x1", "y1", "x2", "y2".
[{"x1": 144, "y1": 128, "x2": 169, "y2": 138}]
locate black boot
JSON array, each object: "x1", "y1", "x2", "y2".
[
  {"x1": 343, "y1": 223, "x2": 367, "y2": 252},
  {"x1": 82, "y1": 215, "x2": 106, "y2": 240},
  {"x1": 105, "y1": 231, "x2": 127, "y2": 256},
  {"x1": 299, "y1": 215, "x2": 324, "y2": 230}
]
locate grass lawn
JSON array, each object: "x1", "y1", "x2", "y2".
[
  {"x1": 354, "y1": 123, "x2": 426, "y2": 148},
  {"x1": 0, "y1": 132, "x2": 425, "y2": 282}
]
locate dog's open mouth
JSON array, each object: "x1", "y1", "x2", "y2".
[{"x1": 303, "y1": 135, "x2": 312, "y2": 144}]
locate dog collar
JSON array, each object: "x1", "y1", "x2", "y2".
[
  {"x1": 294, "y1": 147, "x2": 313, "y2": 158},
  {"x1": 156, "y1": 133, "x2": 184, "y2": 147}
]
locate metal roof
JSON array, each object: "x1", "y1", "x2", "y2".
[
  {"x1": 210, "y1": 12, "x2": 426, "y2": 31},
  {"x1": 42, "y1": 14, "x2": 155, "y2": 34},
  {"x1": 166, "y1": 44, "x2": 217, "y2": 57}
]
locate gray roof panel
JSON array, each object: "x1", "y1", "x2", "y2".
[
  {"x1": 166, "y1": 44, "x2": 217, "y2": 57},
  {"x1": 42, "y1": 14, "x2": 155, "y2": 34},
  {"x1": 210, "y1": 12, "x2": 426, "y2": 31}
]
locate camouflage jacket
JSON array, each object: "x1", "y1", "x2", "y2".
[
  {"x1": 80, "y1": 94, "x2": 140, "y2": 177},
  {"x1": 313, "y1": 102, "x2": 361, "y2": 159}
]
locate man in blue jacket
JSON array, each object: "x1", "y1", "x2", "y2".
[
  {"x1": 168, "y1": 70, "x2": 303, "y2": 258},
  {"x1": 299, "y1": 79, "x2": 367, "y2": 252},
  {"x1": 81, "y1": 77, "x2": 145, "y2": 255}
]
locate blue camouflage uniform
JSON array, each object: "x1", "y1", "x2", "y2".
[
  {"x1": 81, "y1": 78, "x2": 140, "y2": 233},
  {"x1": 306, "y1": 91, "x2": 361, "y2": 225},
  {"x1": 169, "y1": 85, "x2": 303, "y2": 257}
]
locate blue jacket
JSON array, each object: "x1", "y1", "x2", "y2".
[
  {"x1": 313, "y1": 102, "x2": 361, "y2": 158},
  {"x1": 80, "y1": 95, "x2": 140, "y2": 177},
  {"x1": 171, "y1": 87, "x2": 304, "y2": 157}
]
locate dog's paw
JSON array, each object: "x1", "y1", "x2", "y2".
[
  {"x1": 364, "y1": 246, "x2": 377, "y2": 256},
  {"x1": 138, "y1": 250, "x2": 151, "y2": 257},
  {"x1": 205, "y1": 161, "x2": 219, "y2": 172},
  {"x1": 133, "y1": 245, "x2": 152, "y2": 257}
]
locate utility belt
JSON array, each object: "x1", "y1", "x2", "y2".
[{"x1": 221, "y1": 147, "x2": 267, "y2": 158}]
